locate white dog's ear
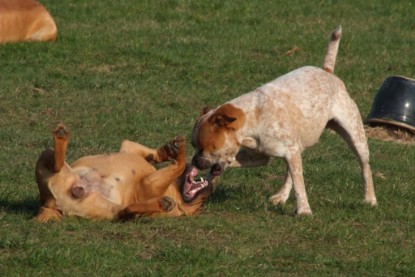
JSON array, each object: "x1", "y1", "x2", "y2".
[
  {"x1": 208, "y1": 103, "x2": 245, "y2": 130},
  {"x1": 201, "y1": 106, "x2": 213, "y2": 115},
  {"x1": 210, "y1": 114, "x2": 236, "y2": 127}
]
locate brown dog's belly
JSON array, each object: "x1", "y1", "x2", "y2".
[
  {"x1": 50, "y1": 152, "x2": 157, "y2": 218},
  {"x1": 71, "y1": 167, "x2": 124, "y2": 205},
  {"x1": 72, "y1": 152, "x2": 156, "y2": 203}
]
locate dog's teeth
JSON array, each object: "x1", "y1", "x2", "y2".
[{"x1": 200, "y1": 177, "x2": 204, "y2": 183}]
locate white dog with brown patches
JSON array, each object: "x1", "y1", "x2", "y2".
[{"x1": 191, "y1": 26, "x2": 377, "y2": 215}]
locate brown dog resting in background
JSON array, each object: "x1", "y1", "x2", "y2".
[
  {"x1": 35, "y1": 124, "x2": 214, "y2": 222},
  {"x1": 0, "y1": 0, "x2": 57, "y2": 43}
]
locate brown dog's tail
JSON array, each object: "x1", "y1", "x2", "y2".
[{"x1": 322, "y1": 26, "x2": 342, "y2": 74}]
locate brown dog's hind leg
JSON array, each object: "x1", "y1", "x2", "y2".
[
  {"x1": 53, "y1": 123, "x2": 69, "y2": 172},
  {"x1": 34, "y1": 124, "x2": 70, "y2": 222}
]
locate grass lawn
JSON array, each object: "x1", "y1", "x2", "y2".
[{"x1": 1, "y1": 0, "x2": 415, "y2": 276}]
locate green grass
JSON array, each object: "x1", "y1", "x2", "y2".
[{"x1": 1, "y1": 0, "x2": 415, "y2": 275}]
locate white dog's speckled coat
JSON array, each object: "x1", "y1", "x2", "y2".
[{"x1": 191, "y1": 26, "x2": 377, "y2": 215}]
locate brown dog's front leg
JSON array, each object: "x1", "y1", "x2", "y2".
[
  {"x1": 119, "y1": 136, "x2": 185, "y2": 164},
  {"x1": 35, "y1": 207, "x2": 62, "y2": 223},
  {"x1": 53, "y1": 124, "x2": 69, "y2": 172},
  {"x1": 139, "y1": 137, "x2": 186, "y2": 199},
  {"x1": 118, "y1": 196, "x2": 176, "y2": 220}
]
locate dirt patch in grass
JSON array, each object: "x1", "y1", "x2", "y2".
[{"x1": 365, "y1": 124, "x2": 415, "y2": 145}]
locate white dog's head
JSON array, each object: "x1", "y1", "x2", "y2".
[{"x1": 191, "y1": 104, "x2": 246, "y2": 176}]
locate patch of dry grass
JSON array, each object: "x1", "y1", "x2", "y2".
[{"x1": 365, "y1": 124, "x2": 415, "y2": 145}]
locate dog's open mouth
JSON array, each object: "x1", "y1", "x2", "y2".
[{"x1": 182, "y1": 166, "x2": 210, "y2": 202}]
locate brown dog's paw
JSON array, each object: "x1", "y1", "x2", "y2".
[
  {"x1": 159, "y1": 196, "x2": 176, "y2": 212},
  {"x1": 35, "y1": 207, "x2": 63, "y2": 223},
  {"x1": 157, "y1": 136, "x2": 185, "y2": 161},
  {"x1": 53, "y1": 123, "x2": 69, "y2": 140}
]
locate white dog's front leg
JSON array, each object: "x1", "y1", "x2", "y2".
[
  {"x1": 287, "y1": 151, "x2": 312, "y2": 215},
  {"x1": 269, "y1": 163, "x2": 292, "y2": 206}
]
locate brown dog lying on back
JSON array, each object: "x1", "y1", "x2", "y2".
[
  {"x1": 35, "y1": 124, "x2": 214, "y2": 222},
  {"x1": 0, "y1": 0, "x2": 57, "y2": 43}
]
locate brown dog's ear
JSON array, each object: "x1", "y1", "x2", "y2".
[{"x1": 201, "y1": 106, "x2": 213, "y2": 115}]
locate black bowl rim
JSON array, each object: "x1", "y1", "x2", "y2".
[
  {"x1": 384, "y1": 75, "x2": 415, "y2": 83},
  {"x1": 365, "y1": 117, "x2": 415, "y2": 132}
]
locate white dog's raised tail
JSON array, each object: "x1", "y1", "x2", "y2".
[{"x1": 323, "y1": 26, "x2": 342, "y2": 74}]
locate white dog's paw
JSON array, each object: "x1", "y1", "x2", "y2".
[
  {"x1": 295, "y1": 206, "x2": 313, "y2": 216},
  {"x1": 364, "y1": 197, "x2": 378, "y2": 207},
  {"x1": 269, "y1": 193, "x2": 289, "y2": 206}
]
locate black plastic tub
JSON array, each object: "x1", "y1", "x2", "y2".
[{"x1": 366, "y1": 76, "x2": 415, "y2": 132}]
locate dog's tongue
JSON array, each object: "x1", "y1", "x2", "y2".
[
  {"x1": 182, "y1": 165, "x2": 208, "y2": 202},
  {"x1": 190, "y1": 166, "x2": 199, "y2": 177}
]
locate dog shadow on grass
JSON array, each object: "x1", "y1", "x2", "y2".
[
  {"x1": 0, "y1": 197, "x2": 39, "y2": 219},
  {"x1": 0, "y1": 188, "x2": 290, "y2": 220},
  {"x1": 207, "y1": 186, "x2": 292, "y2": 215}
]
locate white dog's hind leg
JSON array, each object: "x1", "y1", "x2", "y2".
[{"x1": 328, "y1": 96, "x2": 377, "y2": 206}]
